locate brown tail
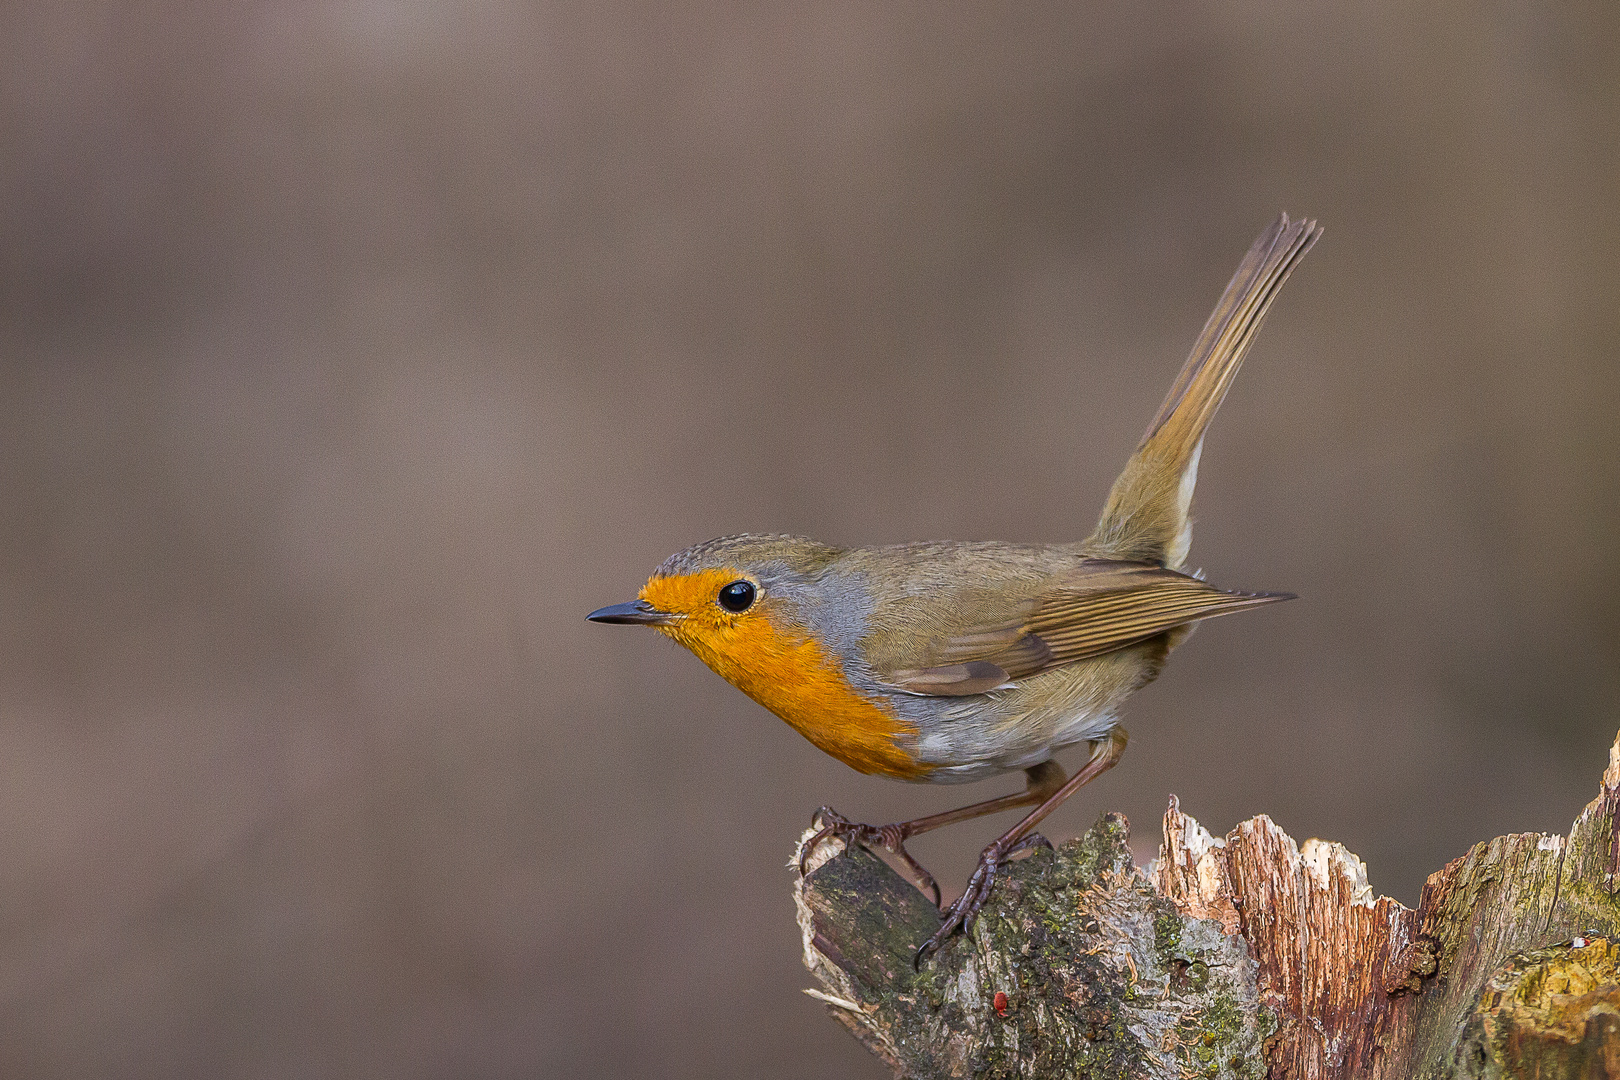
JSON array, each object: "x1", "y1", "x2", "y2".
[{"x1": 1084, "y1": 214, "x2": 1320, "y2": 568}]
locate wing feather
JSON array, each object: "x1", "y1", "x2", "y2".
[{"x1": 883, "y1": 560, "x2": 1291, "y2": 697}]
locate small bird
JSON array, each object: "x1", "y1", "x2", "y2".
[{"x1": 590, "y1": 214, "x2": 1319, "y2": 960}]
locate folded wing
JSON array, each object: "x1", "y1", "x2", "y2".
[{"x1": 886, "y1": 561, "x2": 1291, "y2": 697}]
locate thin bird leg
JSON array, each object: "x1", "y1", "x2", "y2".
[
  {"x1": 916, "y1": 727, "x2": 1129, "y2": 965},
  {"x1": 894, "y1": 758, "x2": 1071, "y2": 838},
  {"x1": 799, "y1": 760, "x2": 1068, "y2": 908}
]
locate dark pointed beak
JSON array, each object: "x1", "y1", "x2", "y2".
[{"x1": 586, "y1": 599, "x2": 676, "y2": 626}]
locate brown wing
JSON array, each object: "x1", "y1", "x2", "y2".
[{"x1": 886, "y1": 561, "x2": 1291, "y2": 697}]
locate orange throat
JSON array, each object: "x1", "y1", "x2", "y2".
[{"x1": 640, "y1": 571, "x2": 927, "y2": 780}]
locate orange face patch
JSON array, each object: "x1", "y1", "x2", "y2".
[{"x1": 640, "y1": 569, "x2": 927, "y2": 780}]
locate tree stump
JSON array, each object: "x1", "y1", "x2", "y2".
[{"x1": 794, "y1": 730, "x2": 1620, "y2": 1078}]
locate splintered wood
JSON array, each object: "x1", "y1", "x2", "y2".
[
  {"x1": 1153, "y1": 802, "x2": 1418, "y2": 1076},
  {"x1": 797, "y1": 732, "x2": 1620, "y2": 1079}
]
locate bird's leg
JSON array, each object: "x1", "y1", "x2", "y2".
[
  {"x1": 799, "y1": 760, "x2": 1068, "y2": 909},
  {"x1": 916, "y1": 727, "x2": 1128, "y2": 965}
]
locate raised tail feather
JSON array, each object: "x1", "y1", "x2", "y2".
[{"x1": 1084, "y1": 214, "x2": 1320, "y2": 568}]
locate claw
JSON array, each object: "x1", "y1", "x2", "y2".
[
  {"x1": 798, "y1": 806, "x2": 849, "y2": 875},
  {"x1": 796, "y1": 806, "x2": 943, "y2": 909},
  {"x1": 915, "y1": 834, "x2": 1043, "y2": 967}
]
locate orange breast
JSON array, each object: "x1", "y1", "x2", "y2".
[{"x1": 641, "y1": 571, "x2": 929, "y2": 780}]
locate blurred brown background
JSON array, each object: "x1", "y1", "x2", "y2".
[{"x1": 2, "y1": 3, "x2": 1617, "y2": 1077}]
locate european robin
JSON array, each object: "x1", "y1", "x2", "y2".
[{"x1": 590, "y1": 214, "x2": 1319, "y2": 960}]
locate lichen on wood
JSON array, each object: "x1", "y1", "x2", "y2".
[
  {"x1": 797, "y1": 813, "x2": 1269, "y2": 1079},
  {"x1": 794, "y1": 731, "x2": 1620, "y2": 1078}
]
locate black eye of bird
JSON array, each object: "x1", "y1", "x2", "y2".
[{"x1": 717, "y1": 580, "x2": 756, "y2": 612}]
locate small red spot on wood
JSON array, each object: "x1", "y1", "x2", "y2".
[{"x1": 993, "y1": 991, "x2": 1010, "y2": 1017}]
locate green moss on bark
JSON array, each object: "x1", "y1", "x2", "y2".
[{"x1": 798, "y1": 814, "x2": 1267, "y2": 1078}]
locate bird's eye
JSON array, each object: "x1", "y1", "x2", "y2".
[{"x1": 717, "y1": 579, "x2": 756, "y2": 613}]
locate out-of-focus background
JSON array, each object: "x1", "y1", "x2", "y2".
[{"x1": 2, "y1": 4, "x2": 1617, "y2": 1077}]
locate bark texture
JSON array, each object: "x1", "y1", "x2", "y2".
[{"x1": 795, "y1": 730, "x2": 1620, "y2": 1078}]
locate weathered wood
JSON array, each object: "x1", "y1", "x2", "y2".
[
  {"x1": 795, "y1": 730, "x2": 1620, "y2": 1078},
  {"x1": 796, "y1": 813, "x2": 1270, "y2": 1078}
]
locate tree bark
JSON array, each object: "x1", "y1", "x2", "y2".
[{"x1": 794, "y1": 730, "x2": 1620, "y2": 1079}]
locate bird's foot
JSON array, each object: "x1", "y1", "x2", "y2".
[
  {"x1": 914, "y1": 832, "x2": 1053, "y2": 967},
  {"x1": 799, "y1": 806, "x2": 942, "y2": 908}
]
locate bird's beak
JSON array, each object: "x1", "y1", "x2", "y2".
[{"x1": 586, "y1": 599, "x2": 677, "y2": 626}]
